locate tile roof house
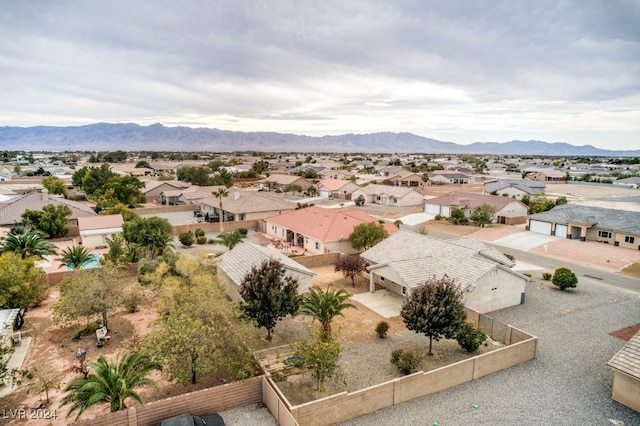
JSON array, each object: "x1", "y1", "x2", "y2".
[
  {"x1": 199, "y1": 188, "x2": 297, "y2": 224},
  {"x1": 527, "y1": 204, "x2": 640, "y2": 249},
  {"x1": 142, "y1": 180, "x2": 191, "y2": 203},
  {"x1": 77, "y1": 214, "x2": 124, "y2": 249},
  {"x1": 257, "y1": 174, "x2": 313, "y2": 192},
  {"x1": 351, "y1": 184, "x2": 424, "y2": 207},
  {"x1": 160, "y1": 185, "x2": 225, "y2": 205},
  {"x1": 316, "y1": 179, "x2": 361, "y2": 200},
  {"x1": 424, "y1": 192, "x2": 528, "y2": 225},
  {"x1": 607, "y1": 330, "x2": 640, "y2": 412},
  {"x1": 525, "y1": 168, "x2": 566, "y2": 183},
  {"x1": 428, "y1": 170, "x2": 473, "y2": 184},
  {"x1": 483, "y1": 179, "x2": 546, "y2": 200},
  {"x1": 265, "y1": 206, "x2": 397, "y2": 255},
  {"x1": 0, "y1": 190, "x2": 97, "y2": 227},
  {"x1": 388, "y1": 171, "x2": 425, "y2": 188},
  {"x1": 217, "y1": 242, "x2": 315, "y2": 302},
  {"x1": 360, "y1": 230, "x2": 527, "y2": 313}
]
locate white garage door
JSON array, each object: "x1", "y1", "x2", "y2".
[
  {"x1": 555, "y1": 224, "x2": 568, "y2": 238},
  {"x1": 319, "y1": 190, "x2": 331, "y2": 198},
  {"x1": 441, "y1": 206, "x2": 451, "y2": 217},
  {"x1": 425, "y1": 203, "x2": 440, "y2": 215},
  {"x1": 529, "y1": 220, "x2": 552, "y2": 235}
]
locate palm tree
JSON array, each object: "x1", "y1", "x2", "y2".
[
  {"x1": 213, "y1": 187, "x2": 229, "y2": 233},
  {"x1": 146, "y1": 230, "x2": 173, "y2": 259},
  {"x1": 0, "y1": 228, "x2": 56, "y2": 260},
  {"x1": 301, "y1": 286, "x2": 356, "y2": 339},
  {"x1": 57, "y1": 245, "x2": 94, "y2": 269},
  {"x1": 61, "y1": 349, "x2": 161, "y2": 420},
  {"x1": 216, "y1": 230, "x2": 244, "y2": 250}
]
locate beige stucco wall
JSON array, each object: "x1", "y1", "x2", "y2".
[
  {"x1": 464, "y1": 268, "x2": 526, "y2": 314},
  {"x1": 611, "y1": 371, "x2": 640, "y2": 412}
]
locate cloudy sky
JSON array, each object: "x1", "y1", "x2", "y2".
[{"x1": 1, "y1": 1, "x2": 639, "y2": 150}]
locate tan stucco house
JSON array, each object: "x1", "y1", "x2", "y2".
[
  {"x1": 607, "y1": 329, "x2": 640, "y2": 412},
  {"x1": 424, "y1": 192, "x2": 528, "y2": 225},
  {"x1": 77, "y1": 214, "x2": 124, "y2": 249}
]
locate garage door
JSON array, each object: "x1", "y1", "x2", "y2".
[
  {"x1": 529, "y1": 220, "x2": 552, "y2": 235},
  {"x1": 319, "y1": 190, "x2": 330, "y2": 198},
  {"x1": 425, "y1": 203, "x2": 440, "y2": 215},
  {"x1": 441, "y1": 206, "x2": 450, "y2": 217},
  {"x1": 555, "y1": 224, "x2": 568, "y2": 238}
]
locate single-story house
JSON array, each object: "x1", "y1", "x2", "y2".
[
  {"x1": 257, "y1": 175, "x2": 313, "y2": 192},
  {"x1": 77, "y1": 214, "x2": 124, "y2": 249},
  {"x1": 0, "y1": 190, "x2": 97, "y2": 227},
  {"x1": 613, "y1": 176, "x2": 640, "y2": 189},
  {"x1": 525, "y1": 169, "x2": 566, "y2": 183},
  {"x1": 428, "y1": 170, "x2": 473, "y2": 184},
  {"x1": 199, "y1": 188, "x2": 296, "y2": 224},
  {"x1": 264, "y1": 205, "x2": 397, "y2": 255},
  {"x1": 142, "y1": 180, "x2": 191, "y2": 203},
  {"x1": 483, "y1": 179, "x2": 546, "y2": 200},
  {"x1": 351, "y1": 184, "x2": 424, "y2": 207},
  {"x1": 316, "y1": 179, "x2": 360, "y2": 200},
  {"x1": 527, "y1": 204, "x2": 640, "y2": 249},
  {"x1": 388, "y1": 171, "x2": 425, "y2": 188},
  {"x1": 360, "y1": 230, "x2": 527, "y2": 314},
  {"x1": 424, "y1": 192, "x2": 528, "y2": 225},
  {"x1": 607, "y1": 329, "x2": 640, "y2": 412},
  {"x1": 217, "y1": 242, "x2": 315, "y2": 302},
  {"x1": 160, "y1": 185, "x2": 224, "y2": 205}
]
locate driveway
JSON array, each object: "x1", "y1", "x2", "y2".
[
  {"x1": 491, "y1": 231, "x2": 562, "y2": 251},
  {"x1": 352, "y1": 290, "x2": 405, "y2": 318}
]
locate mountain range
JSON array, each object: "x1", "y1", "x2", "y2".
[{"x1": 0, "y1": 123, "x2": 638, "y2": 156}]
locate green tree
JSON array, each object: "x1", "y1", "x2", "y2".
[
  {"x1": 102, "y1": 175, "x2": 144, "y2": 206},
  {"x1": 53, "y1": 266, "x2": 125, "y2": 329},
  {"x1": 354, "y1": 194, "x2": 365, "y2": 206},
  {"x1": 300, "y1": 286, "x2": 355, "y2": 340},
  {"x1": 100, "y1": 203, "x2": 138, "y2": 221},
  {"x1": 296, "y1": 331, "x2": 344, "y2": 392},
  {"x1": 101, "y1": 234, "x2": 135, "y2": 267},
  {"x1": 216, "y1": 230, "x2": 245, "y2": 250},
  {"x1": 42, "y1": 175, "x2": 67, "y2": 196},
  {"x1": 178, "y1": 231, "x2": 194, "y2": 247},
  {"x1": 448, "y1": 207, "x2": 469, "y2": 225},
  {"x1": 349, "y1": 222, "x2": 389, "y2": 251},
  {"x1": 79, "y1": 164, "x2": 117, "y2": 195},
  {"x1": 57, "y1": 245, "x2": 94, "y2": 270},
  {"x1": 521, "y1": 194, "x2": 530, "y2": 206},
  {"x1": 60, "y1": 349, "x2": 161, "y2": 420},
  {"x1": 213, "y1": 188, "x2": 229, "y2": 233},
  {"x1": 122, "y1": 216, "x2": 173, "y2": 259},
  {"x1": 239, "y1": 259, "x2": 301, "y2": 341},
  {"x1": 469, "y1": 203, "x2": 495, "y2": 226},
  {"x1": 0, "y1": 228, "x2": 56, "y2": 260},
  {"x1": 22, "y1": 204, "x2": 72, "y2": 238},
  {"x1": 456, "y1": 322, "x2": 487, "y2": 353},
  {"x1": 400, "y1": 275, "x2": 467, "y2": 356},
  {"x1": 135, "y1": 160, "x2": 151, "y2": 169},
  {"x1": 0, "y1": 252, "x2": 48, "y2": 328},
  {"x1": 552, "y1": 267, "x2": 578, "y2": 290},
  {"x1": 334, "y1": 254, "x2": 366, "y2": 287}
]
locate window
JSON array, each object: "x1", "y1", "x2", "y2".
[
  {"x1": 625, "y1": 236, "x2": 635, "y2": 244},
  {"x1": 315, "y1": 242, "x2": 320, "y2": 250},
  {"x1": 598, "y1": 230, "x2": 612, "y2": 239},
  {"x1": 401, "y1": 286, "x2": 406, "y2": 295}
]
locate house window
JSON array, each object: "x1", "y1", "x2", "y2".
[
  {"x1": 380, "y1": 276, "x2": 385, "y2": 282},
  {"x1": 393, "y1": 198, "x2": 398, "y2": 203},
  {"x1": 239, "y1": 214, "x2": 245, "y2": 221},
  {"x1": 315, "y1": 242, "x2": 320, "y2": 250},
  {"x1": 625, "y1": 236, "x2": 635, "y2": 244},
  {"x1": 598, "y1": 230, "x2": 612, "y2": 239},
  {"x1": 401, "y1": 286, "x2": 406, "y2": 295}
]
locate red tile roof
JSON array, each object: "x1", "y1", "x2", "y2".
[{"x1": 266, "y1": 206, "x2": 396, "y2": 242}]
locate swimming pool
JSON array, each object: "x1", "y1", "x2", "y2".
[{"x1": 66, "y1": 253, "x2": 101, "y2": 270}]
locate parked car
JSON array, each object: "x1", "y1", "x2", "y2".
[{"x1": 159, "y1": 413, "x2": 225, "y2": 426}]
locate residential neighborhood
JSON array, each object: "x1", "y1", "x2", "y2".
[{"x1": 0, "y1": 150, "x2": 639, "y2": 425}]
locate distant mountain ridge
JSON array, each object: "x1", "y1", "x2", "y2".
[{"x1": 0, "y1": 123, "x2": 638, "y2": 156}]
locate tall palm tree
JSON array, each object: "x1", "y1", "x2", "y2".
[
  {"x1": 146, "y1": 230, "x2": 173, "y2": 259},
  {"x1": 301, "y1": 286, "x2": 356, "y2": 340},
  {"x1": 0, "y1": 228, "x2": 56, "y2": 260},
  {"x1": 61, "y1": 349, "x2": 162, "y2": 420},
  {"x1": 216, "y1": 230, "x2": 244, "y2": 250},
  {"x1": 57, "y1": 245, "x2": 94, "y2": 269},
  {"x1": 213, "y1": 187, "x2": 229, "y2": 233}
]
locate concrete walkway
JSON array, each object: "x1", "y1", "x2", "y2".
[
  {"x1": 352, "y1": 290, "x2": 404, "y2": 318},
  {"x1": 0, "y1": 336, "x2": 32, "y2": 398}
]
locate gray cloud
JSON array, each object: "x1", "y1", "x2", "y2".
[{"x1": 0, "y1": 0, "x2": 638, "y2": 149}]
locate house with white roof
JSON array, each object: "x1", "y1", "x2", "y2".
[
  {"x1": 360, "y1": 230, "x2": 527, "y2": 313},
  {"x1": 351, "y1": 184, "x2": 424, "y2": 207},
  {"x1": 217, "y1": 242, "x2": 316, "y2": 302},
  {"x1": 77, "y1": 214, "x2": 124, "y2": 249}
]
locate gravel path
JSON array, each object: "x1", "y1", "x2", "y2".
[{"x1": 340, "y1": 278, "x2": 640, "y2": 426}]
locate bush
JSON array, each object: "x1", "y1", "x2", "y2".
[
  {"x1": 522, "y1": 272, "x2": 532, "y2": 278},
  {"x1": 552, "y1": 267, "x2": 578, "y2": 290},
  {"x1": 207, "y1": 238, "x2": 216, "y2": 244},
  {"x1": 73, "y1": 321, "x2": 102, "y2": 340},
  {"x1": 194, "y1": 228, "x2": 205, "y2": 237},
  {"x1": 542, "y1": 272, "x2": 552, "y2": 280},
  {"x1": 178, "y1": 231, "x2": 194, "y2": 247},
  {"x1": 237, "y1": 228, "x2": 248, "y2": 236},
  {"x1": 503, "y1": 253, "x2": 515, "y2": 262},
  {"x1": 391, "y1": 348, "x2": 423, "y2": 375},
  {"x1": 456, "y1": 322, "x2": 487, "y2": 353},
  {"x1": 434, "y1": 214, "x2": 442, "y2": 220},
  {"x1": 123, "y1": 292, "x2": 142, "y2": 313},
  {"x1": 375, "y1": 321, "x2": 389, "y2": 338},
  {"x1": 196, "y1": 236, "x2": 207, "y2": 244}
]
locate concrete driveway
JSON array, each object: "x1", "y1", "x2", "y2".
[
  {"x1": 352, "y1": 289, "x2": 404, "y2": 318},
  {"x1": 491, "y1": 231, "x2": 562, "y2": 251}
]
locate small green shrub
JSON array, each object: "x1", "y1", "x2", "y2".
[
  {"x1": 375, "y1": 321, "x2": 390, "y2": 338},
  {"x1": 456, "y1": 322, "x2": 487, "y2": 353},
  {"x1": 178, "y1": 231, "x2": 194, "y2": 247},
  {"x1": 391, "y1": 348, "x2": 423, "y2": 375},
  {"x1": 123, "y1": 292, "x2": 142, "y2": 313},
  {"x1": 503, "y1": 253, "x2": 515, "y2": 262},
  {"x1": 207, "y1": 238, "x2": 216, "y2": 244},
  {"x1": 194, "y1": 228, "x2": 205, "y2": 237},
  {"x1": 196, "y1": 236, "x2": 207, "y2": 244},
  {"x1": 237, "y1": 228, "x2": 248, "y2": 236},
  {"x1": 552, "y1": 267, "x2": 578, "y2": 290},
  {"x1": 542, "y1": 272, "x2": 552, "y2": 280},
  {"x1": 434, "y1": 214, "x2": 442, "y2": 220}
]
